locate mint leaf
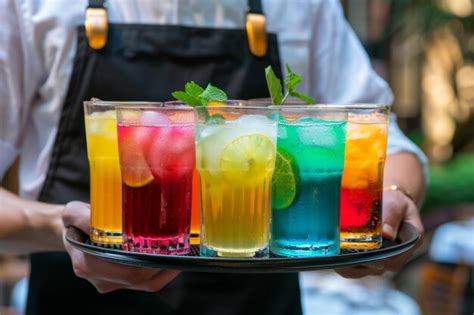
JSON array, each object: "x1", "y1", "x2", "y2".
[
  {"x1": 172, "y1": 81, "x2": 227, "y2": 110},
  {"x1": 185, "y1": 81, "x2": 204, "y2": 97},
  {"x1": 285, "y1": 64, "x2": 302, "y2": 93},
  {"x1": 208, "y1": 113, "x2": 225, "y2": 124},
  {"x1": 171, "y1": 91, "x2": 202, "y2": 107},
  {"x1": 199, "y1": 84, "x2": 228, "y2": 103},
  {"x1": 265, "y1": 66, "x2": 283, "y2": 105},
  {"x1": 289, "y1": 90, "x2": 316, "y2": 104}
]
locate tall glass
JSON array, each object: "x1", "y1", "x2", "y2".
[
  {"x1": 195, "y1": 106, "x2": 278, "y2": 258},
  {"x1": 338, "y1": 104, "x2": 390, "y2": 249},
  {"x1": 270, "y1": 106, "x2": 347, "y2": 257},
  {"x1": 116, "y1": 105, "x2": 195, "y2": 254},
  {"x1": 84, "y1": 100, "x2": 124, "y2": 246},
  {"x1": 165, "y1": 100, "x2": 247, "y2": 245}
]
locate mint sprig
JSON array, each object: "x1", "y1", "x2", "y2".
[
  {"x1": 172, "y1": 81, "x2": 228, "y2": 107},
  {"x1": 265, "y1": 64, "x2": 315, "y2": 105},
  {"x1": 265, "y1": 67, "x2": 283, "y2": 105}
]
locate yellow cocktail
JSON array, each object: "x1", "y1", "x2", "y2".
[
  {"x1": 84, "y1": 103, "x2": 122, "y2": 245},
  {"x1": 196, "y1": 106, "x2": 277, "y2": 258}
]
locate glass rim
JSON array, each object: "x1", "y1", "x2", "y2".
[
  {"x1": 195, "y1": 105, "x2": 277, "y2": 111},
  {"x1": 268, "y1": 104, "x2": 391, "y2": 111},
  {"x1": 115, "y1": 105, "x2": 195, "y2": 111},
  {"x1": 164, "y1": 99, "x2": 246, "y2": 105},
  {"x1": 313, "y1": 103, "x2": 390, "y2": 110},
  {"x1": 84, "y1": 99, "x2": 164, "y2": 107}
]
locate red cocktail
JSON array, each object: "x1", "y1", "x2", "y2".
[{"x1": 117, "y1": 107, "x2": 196, "y2": 254}]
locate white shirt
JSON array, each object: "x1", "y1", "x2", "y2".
[
  {"x1": 429, "y1": 218, "x2": 474, "y2": 265},
  {"x1": 0, "y1": 0, "x2": 427, "y2": 199}
]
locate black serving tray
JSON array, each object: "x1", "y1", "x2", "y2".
[{"x1": 66, "y1": 223, "x2": 420, "y2": 273}]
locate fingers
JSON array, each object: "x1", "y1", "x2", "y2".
[
  {"x1": 62, "y1": 201, "x2": 180, "y2": 294},
  {"x1": 383, "y1": 248, "x2": 416, "y2": 273},
  {"x1": 69, "y1": 248, "x2": 156, "y2": 284},
  {"x1": 381, "y1": 190, "x2": 408, "y2": 240},
  {"x1": 65, "y1": 242, "x2": 180, "y2": 293},
  {"x1": 338, "y1": 190, "x2": 425, "y2": 278},
  {"x1": 63, "y1": 201, "x2": 91, "y2": 235},
  {"x1": 336, "y1": 264, "x2": 385, "y2": 278},
  {"x1": 403, "y1": 201, "x2": 424, "y2": 236},
  {"x1": 90, "y1": 280, "x2": 125, "y2": 294},
  {"x1": 131, "y1": 270, "x2": 180, "y2": 292},
  {"x1": 90, "y1": 271, "x2": 179, "y2": 294}
]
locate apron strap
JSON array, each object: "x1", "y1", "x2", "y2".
[
  {"x1": 246, "y1": 0, "x2": 268, "y2": 57},
  {"x1": 248, "y1": 0, "x2": 263, "y2": 14},
  {"x1": 83, "y1": 0, "x2": 268, "y2": 55},
  {"x1": 85, "y1": 0, "x2": 108, "y2": 49},
  {"x1": 88, "y1": 0, "x2": 106, "y2": 8}
]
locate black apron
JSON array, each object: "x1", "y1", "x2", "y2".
[{"x1": 28, "y1": 1, "x2": 301, "y2": 314}]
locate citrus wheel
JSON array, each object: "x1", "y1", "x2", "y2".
[
  {"x1": 219, "y1": 134, "x2": 275, "y2": 180},
  {"x1": 272, "y1": 149, "x2": 298, "y2": 210}
]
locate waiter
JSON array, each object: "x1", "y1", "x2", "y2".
[{"x1": 0, "y1": 1, "x2": 426, "y2": 314}]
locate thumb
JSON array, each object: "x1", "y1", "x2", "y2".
[
  {"x1": 382, "y1": 191, "x2": 408, "y2": 240},
  {"x1": 63, "y1": 201, "x2": 91, "y2": 235}
]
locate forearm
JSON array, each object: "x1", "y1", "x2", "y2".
[
  {"x1": 0, "y1": 188, "x2": 64, "y2": 254},
  {"x1": 383, "y1": 152, "x2": 426, "y2": 206}
]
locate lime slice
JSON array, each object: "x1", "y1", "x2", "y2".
[
  {"x1": 219, "y1": 134, "x2": 275, "y2": 179},
  {"x1": 272, "y1": 149, "x2": 298, "y2": 210}
]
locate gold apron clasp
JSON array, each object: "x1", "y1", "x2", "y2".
[
  {"x1": 85, "y1": 7, "x2": 108, "y2": 50},
  {"x1": 246, "y1": 13, "x2": 268, "y2": 57}
]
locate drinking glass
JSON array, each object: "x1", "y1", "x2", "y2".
[
  {"x1": 195, "y1": 105, "x2": 278, "y2": 258},
  {"x1": 165, "y1": 100, "x2": 247, "y2": 245},
  {"x1": 269, "y1": 106, "x2": 348, "y2": 257},
  {"x1": 336, "y1": 104, "x2": 390, "y2": 249},
  {"x1": 84, "y1": 100, "x2": 146, "y2": 245},
  {"x1": 116, "y1": 105, "x2": 196, "y2": 254}
]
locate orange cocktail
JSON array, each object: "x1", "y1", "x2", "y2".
[
  {"x1": 340, "y1": 105, "x2": 389, "y2": 249},
  {"x1": 190, "y1": 168, "x2": 200, "y2": 244},
  {"x1": 84, "y1": 101, "x2": 122, "y2": 246}
]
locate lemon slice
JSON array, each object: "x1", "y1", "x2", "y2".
[
  {"x1": 219, "y1": 134, "x2": 275, "y2": 180},
  {"x1": 272, "y1": 149, "x2": 298, "y2": 210}
]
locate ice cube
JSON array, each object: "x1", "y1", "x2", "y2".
[
  {"x1": 294, "y1": 117, "x2": 341, "y2": 147},
  {"x1": 86, "y1": 111, "x2": 116, "y2": 134},
  {"x1": 294, "y1": 117, "x2": 326, "y2": 125},
  {"x1": 169, "y1": 111, "x2": 195, "y2": 124},
  {"x1": 235, "y1": 114, "x2": 277, "y2": 143},
  {"x1": 236, "y1": 114, "x2": 271, "y2": 125},
  {"x1": 86, "y1": 118, "x2": 101, "y2": 135},
  {"x1": 146, "y1": 125, "x2": 195, "y2": 179},
  {"x1": 346, "y1": 122, "x2": 371, "y2": 141},
  {"x1": 196, "y1": 125, "x2": 224, "y2": 174},
  {"x1": 140, "y1": 111, "x2": 171, "y2": 126}
]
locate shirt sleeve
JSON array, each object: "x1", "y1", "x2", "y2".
[
  {"x1": 309, "y1": 0, "x2": 428, "y2": 177},
  {"x1": 0, "y1": 0, "x2": 39, "y2": 178},
  {"x1": 387, "y1": 114, "x2": 429, "y2": 179}
]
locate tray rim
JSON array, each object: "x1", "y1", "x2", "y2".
[{"x1": 66, "y1": 222, "x2": 420, "y2": 273}]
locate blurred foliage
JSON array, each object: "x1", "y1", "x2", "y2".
[
  {"x1": 391, "y1": 0, "x2": 474, "y2": 38},
  {"x1": 391, "y1": 0, "x2": 474, "y2": 155},
  {"x1": 422, "y1": 153, "x2": 474, "y2": 211}
]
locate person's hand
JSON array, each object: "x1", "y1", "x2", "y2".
[
  {"x1": 62, "y1": 201, "x2": 180, "y2": 293},
  {"x1": 336, "y1": 189, "x2": 424, "y2": 278}
]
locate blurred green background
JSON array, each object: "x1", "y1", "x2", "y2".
[
  {"x1": 342, "y1": 1, "x2": 473, "y2": 314},
  {"x1": 342, "y1": 0, "x2": 474, "y2": 213}
]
